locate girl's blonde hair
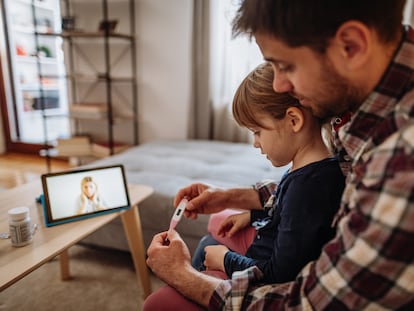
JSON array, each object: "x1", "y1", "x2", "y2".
[
  {"x1": 232, "y1": 62, "x2": 302, "y2": 129},
  {"x1": 81, "y1": 176, "x2": 97, "y2": 196},
  {"x1": 78, "y1": 176, "x2": 105, "y2": 213},
  {"x1": 232, "y1": 62, "x2": 334, "y2": 152}
]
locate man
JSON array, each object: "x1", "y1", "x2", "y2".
[{"x1": 145, "y1": 0, "x2": 414, "y2": 309}]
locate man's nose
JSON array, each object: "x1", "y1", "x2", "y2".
[{"x1": 273, "y1": 72, "x2": 293, "y2": 93}]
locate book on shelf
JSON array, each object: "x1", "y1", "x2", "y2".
[
  {"x1": 91, "y1": 141, "x2": 131, "y2": 158},
  {"x1": 69, "y1": 102, "x2": 107, "y2": 119},
  {"x1": 55, "y1": 135, "x2": 92, "y2": 156}
]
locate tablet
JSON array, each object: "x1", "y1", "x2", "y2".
[{"x1": 40, "y1": 164, "x2": 130, "y2": 227}]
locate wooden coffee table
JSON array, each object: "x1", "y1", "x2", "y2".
[{"x1": 0, "y1": 181, "x2": 153, "y2": 297}]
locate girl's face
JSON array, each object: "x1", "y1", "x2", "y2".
[
  {"x1": 251, "y1": 113, "x2": 295, "y2": 167},
  {"x1": 83, "y1": 181, "x2": 97, "y2": 199}
]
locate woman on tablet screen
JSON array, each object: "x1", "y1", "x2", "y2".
[{"x1": 76, "y1": 176, "x2": 107, "y2": 215}]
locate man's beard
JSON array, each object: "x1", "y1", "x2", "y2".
[{"x1": 304, "y1": 58, "x2": 366, "y2": 120}]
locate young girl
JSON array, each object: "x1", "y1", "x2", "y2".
[
  {"x1": 191, "y1": 62, "x2": 345, "y2": 283},
  {"x1": 76, "y1": 176, "x2": 107, "y2": 215}
]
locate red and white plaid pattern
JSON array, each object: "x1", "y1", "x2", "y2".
[{"x1": 210, "y1": 26, "x2": 414, "y2": 311}]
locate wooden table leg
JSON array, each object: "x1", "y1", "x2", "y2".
[
  {"x1": 121, "y1": 205, "x2": 152, "y2": 298},
  {"x1": 60, "y1": 249, "x2": 71, "y2": 280}
]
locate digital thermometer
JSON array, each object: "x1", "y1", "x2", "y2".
[{"x1": 168, "y1": 198, "x2": 188, "y2": 233}]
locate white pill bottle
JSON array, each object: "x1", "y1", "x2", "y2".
[{"x1": 8, "y1": 206, "x2": 33, "y2": 247}]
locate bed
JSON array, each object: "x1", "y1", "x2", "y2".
[{"x1": 80, "y1": 139, "x2": 287, "y2": 254}]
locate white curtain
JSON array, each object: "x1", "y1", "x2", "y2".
[
  {"x1": 190, "y1": 0, "x2": 263, "y2": 142},
  {"x1": 404, "y1": 0, "x2": 414, "y2": 24},
  {"x1": 209, "y1": 0, "x2": 263, "y2": 142},
  {"x1": 193, "y1": 1, "x2": 414, "y2": 143}
]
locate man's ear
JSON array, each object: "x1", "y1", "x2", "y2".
[
  {"x1": 285, "y1": 107, "x2": 304, "y2": 133},
  {"x1": 334, "y1": 20, "x2": 371, "y2": 70}
]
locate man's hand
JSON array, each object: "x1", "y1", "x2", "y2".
[
  {"x1": 146, "y1": 229, "x2": 222, "y2": 307},
  {"x1": 174, "y1": 182, "x2": 261, "y2": 220},
  {"x1": 146, "y1": 230, "x2": 192, "y2": 284},
  {"x1": 174, "y1": 183, "x2": 229, "y2": 219}
]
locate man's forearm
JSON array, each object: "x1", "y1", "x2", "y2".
[
  {"x1": 226, "y1": 187, "x2": 262, "y2": 210},
  {"x1": 169, "y1": 264, "x2": 222, "y2": 307}
]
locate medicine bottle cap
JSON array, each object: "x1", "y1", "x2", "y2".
[{"x1": 8, "y1": 206, "x2": 29, "y2": 221}]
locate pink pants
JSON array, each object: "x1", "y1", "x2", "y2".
[
  {"x1": 207, "y1": 209, "x2": 256, "y2": 254},
  {"x1": 142, "y1": 210, "x2": 256, "y2": 311}
]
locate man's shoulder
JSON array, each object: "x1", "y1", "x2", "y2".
[
  {"x1": 361, "y1": 122, "x2": 414, "y2": 186},
  {"x1": 378, "y1": 122, "x2": 414, "y2": 150},
  {"x1": 397, "y1": 88, "x2": 414, "y2": 118},
  {"x1": 400, "y1": 123, "x2": 414, "y2": 146}
]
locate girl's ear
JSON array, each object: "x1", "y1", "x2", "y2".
[{"x1": 285, "y1": 107, "x2": 304, "y2": 133}]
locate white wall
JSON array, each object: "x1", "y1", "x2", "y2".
[
  {"x1": 68, "y1": 0, "x2": 194, "y2": 144},
  {"x1": 0, "y1": 111, "x2": 4, "y2": 153},
  {"x1": 136, "y1": 0, "x2": 193, "y2": 143},
  {"x1": 405, "y1": 0, "x2": 414, "y2": 25},
  {"x1": 0, "y1": 3, "x2": 7, "y2": 153}
]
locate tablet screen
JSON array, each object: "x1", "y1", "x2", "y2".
[{"x1": 41, "y1": 165, "x2": 130, "y2": 226}]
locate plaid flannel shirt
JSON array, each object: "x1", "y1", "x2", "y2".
[{"x1": 209, "y1": 25, "x2": 414, "y2": 311}]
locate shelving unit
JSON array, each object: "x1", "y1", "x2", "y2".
[
  {"x1": 1, "y1": 0, "x2": 70, "y2": 169},
  {"x1": 1, "y1": 0, "x2": 138, "y2": 170},
  {"x1": 59, "y1": 0, "x2": 138, "y2": 161}
]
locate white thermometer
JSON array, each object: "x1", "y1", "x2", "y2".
[{"x1": 168, "y1": 198, "x2": 188, "y2": 233}]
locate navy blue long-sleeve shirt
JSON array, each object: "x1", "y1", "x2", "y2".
[{"x1": 223, "y1": 157, "x2": 345, "y2": 283}]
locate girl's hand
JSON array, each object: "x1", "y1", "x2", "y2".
[
  {"x1": 204, "y1": 245, "x2": 229, "y2": 272},
  {"x1": 217, "y1": 212, "x2": 251, "y2": 237}
]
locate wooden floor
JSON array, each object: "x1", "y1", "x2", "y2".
[{"x1": 0, "y1": 153, "x2": 71, "y2": 189}]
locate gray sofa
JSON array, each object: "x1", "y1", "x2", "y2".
[{"x1": 80, "y1": 140, "x2": 287, "y2": 255}]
